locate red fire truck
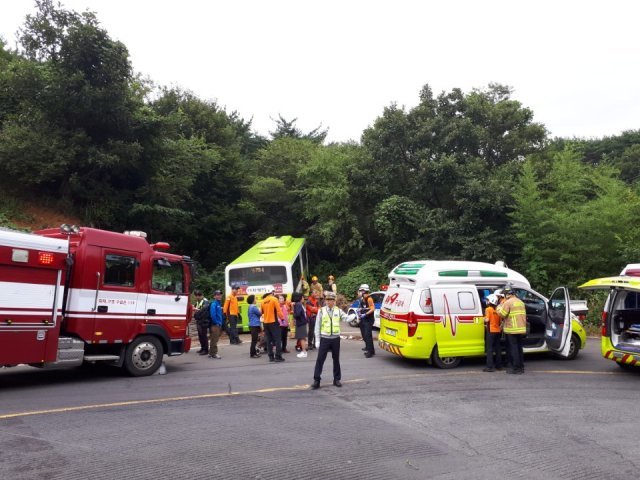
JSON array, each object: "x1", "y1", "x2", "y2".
[{"x1": 0, "y1": 225, "x2": 192, "y2": 376}]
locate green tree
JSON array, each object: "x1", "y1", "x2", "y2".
[
  {"x1": 361, "y1": 83, "x2": 547, "y2": 261},
  {"x1": 512, "y1": 148, "x2": 640, "y2": 292}
]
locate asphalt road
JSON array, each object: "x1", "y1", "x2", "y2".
[{"x1": 1, "y1": 332, "x2": 639, "y2": 480}]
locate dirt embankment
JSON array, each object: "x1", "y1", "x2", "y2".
[{"x1": 10, "y1": 203, "x2": 83, "y2": 231}]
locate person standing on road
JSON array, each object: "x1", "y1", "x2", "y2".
[
  {"x1": 299, "y1": 275, "x2": 310, "y2": 297},
  {"x1": 311, "y1": 291, "x2": 348, "y2": 389},
  {"x1": 208, "y1": 290, "x2": 224, "y2": 359},
  {"x1": 193, "y1": 290, "x2": 209, "y2": 355},
  {"x1": 261, "y1": 291, "x2": 285, "y2": 362},
  {"x1": 223, "y1": 284, "x2": 242, "y2": 345},
  {"x1": 496, "y1": 286, "x2": 527, "y2": 374},
  {"x1": 310, "y1": 276, "x2": 323, "y2": 300},
  {"x1": 483, "y1": 294, "x2": 503, "y2": 372},
  {"x1": 247, "y1": 295, "x2": 262, "y2": 358},
  {"x1": 306, "y1": 291, "x2": 321, "y2": 350},
  {"x1": 278, "y1": 294, "x2": 290, "y2": 353},
  {"x1": 292, "y1": 292, "x2": 309, "y2": 358},
  {"x1": 327, "y1": 275, "x2": 337, "y2": 296},
  {"x1": 358, "y1": 284, "x2": 376, "y2": 358}
]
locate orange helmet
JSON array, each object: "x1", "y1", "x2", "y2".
[{"x1": 311, "y1": 276, "x2": 318, "y2": 282}]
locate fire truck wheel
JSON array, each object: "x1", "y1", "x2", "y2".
[
  {"x1": 124, "y1": 336, "x2": 164, "y2": 376},
  {"x1": 430, "y1": 345, "x2": 462, "y2": 369}
]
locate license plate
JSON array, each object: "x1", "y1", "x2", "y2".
[{"x1": 385, "y1": 328, "x2": 396, "y2": 337}]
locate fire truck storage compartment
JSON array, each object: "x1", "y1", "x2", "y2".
[{"x1": 0, "y1": 264, "x2": 62, "y2": 365}]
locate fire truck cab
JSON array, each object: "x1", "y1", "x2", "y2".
[{"x1": 0, "y1": 226, "x2": 192, "y2": 376}]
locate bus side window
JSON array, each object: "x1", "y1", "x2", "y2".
[{"x1": 291, "y1": 254, "x2": 303, "y2": 292}]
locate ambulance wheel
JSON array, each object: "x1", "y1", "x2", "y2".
[
  {"x1": 124, "y1": 336, "x2": 164, "y2": 377},
  {"x1": 566, "y1": 334, "x2": 580, "y2": 360},
  {"x1": 430, "y1": 345, "x2": 461, "y2": 369},
  {"x1": 617, "y1": 362, "x2": 637, "y2": 371}
]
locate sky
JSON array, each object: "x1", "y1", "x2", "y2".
[{"x1": 1, "y1": 0, "x2": 639, "y2": 143}]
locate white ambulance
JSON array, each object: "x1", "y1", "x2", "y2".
[{"x1": 378, "y1": 260, "x2": 587, "y2": 368}]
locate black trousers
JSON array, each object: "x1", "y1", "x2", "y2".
[
  {"x1": 313, "y1": 336, "x2": 341, "y2": 382},
  {"x1": 227, "y1": 314, "x2": 240, "y2": 343},
  {"x1": 196, "y1": 322, "x2": 209, "y2": 352},
  {"x1": 263, "y1": 322, "x2": 282, "y2": 359},
  {"x1": 280, "y1": 326, "x2": 288, "y2": 351},
  {"x1": 249, "y1": 326, "x2": 261, "y2": 356},
  {"x1": 485, "y1": 331, "x2": 502, "y2": 368},
  {"x1": 362, "y1": 316, "x2": 375, "y2": 354},
  {"x1": 307, "y1": 318, "x2": 316, "y2": 348},
  {"x1": 506, "y1": 334, "x2": 524, "y2": 371}
]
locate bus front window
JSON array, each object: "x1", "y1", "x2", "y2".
[{"x1": 229, "y1": 266, "x2": 288, "y2": 286}]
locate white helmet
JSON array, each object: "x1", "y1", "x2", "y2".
[
  {"x1": 486, "y1": 294, "x2": 498, "y2": 306},
  {"x1": 358, "y1": 284, "x2": 370, "y2": 292}
]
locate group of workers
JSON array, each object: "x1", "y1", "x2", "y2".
[
  {"x1": 192, "y1": 273, "x2": 354, "y2": 389},
  {"x1": 483, "y1": 285, "x2": 527, "y2": 374}
]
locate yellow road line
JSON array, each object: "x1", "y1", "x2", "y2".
[{"x1": 0, "y1": 369, "x2": 617, "y2": 420}]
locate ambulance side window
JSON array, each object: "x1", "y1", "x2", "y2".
[
  {"x1": 104, "y1": 254, "x2": 136, "y2": 287},
  {"x1": 458, "y1": 291, "x2": 476, "y2": 311}
]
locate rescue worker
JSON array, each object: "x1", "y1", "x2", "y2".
[
  {"x1": 496, "y1": 285, "x2": 527, "y2": 374},
  {"x1": 306, "y1": 291, "x2": 321, "y2": 350},
  {"x1": 223, "y1": 284, "x2": 242, "y2": 345},
  {"x1": 483, "y1": 294, "x2": 502, "y2": 372},
  {"x1": 310, "y1": 275, "x2": 323, "y2": 299},
  {"x1": 327, "y1": 275, "x2": 337, "y2": 296},
  {"x1": 358, "y1": 284, "x2": 376, "y2": 358},
  {"x1": 299, "y1": 275, "x2": 310, "y2": 297},
  {"x1": 261, "y1": 291, "x2": 285, "y2": 362},
  {"x1": 208, "y1": 290, "x2": 224, "y2": 359},
  {"x1": 192, "y1": 290, "x2": 209, "y2": 355},
  {"x1": 311, "y1": 291, "x2": 348, "y2": 389}
]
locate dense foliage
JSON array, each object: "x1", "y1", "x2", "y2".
[{"x1": 2, "y1": 1, "x2": 640, "y2": 314}]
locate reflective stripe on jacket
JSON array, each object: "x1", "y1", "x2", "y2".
[{"x1": 496, "y1": 296, "x2": 526, "y2": 334}]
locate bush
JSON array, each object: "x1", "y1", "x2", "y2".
[{"x1": 338, "y1": 259, "x2": 389, "y2": 300}]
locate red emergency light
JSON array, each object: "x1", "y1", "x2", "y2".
[
  {"x1": 38, "y1": 252, "x2": 55, "y2": 265},
  {"x1": 624, "y1": 269, "x2": 640, "y2": 277}
]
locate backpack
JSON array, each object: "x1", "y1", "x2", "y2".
[{"x1": 194, "y1": 301, "x2": 212, "y2": 324}]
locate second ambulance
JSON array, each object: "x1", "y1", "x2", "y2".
[{"x1": 378, "y1": 260, "x2": 587, "y2": 368}]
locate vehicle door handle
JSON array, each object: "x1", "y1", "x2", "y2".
[
  {"x1": 97, "y1": 306, "x2": 108, "y2": 313},
  {"x1": 147, "y1": 309, "x2": 156, "y2": 315}
]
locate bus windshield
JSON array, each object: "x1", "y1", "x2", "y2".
[{"x1": 229, "y1": 266, "x2": 288, "y2": 286}]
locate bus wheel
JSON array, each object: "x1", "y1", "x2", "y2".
[
  {"x1": 124, "y1": 336, "x2": 164, "y2": 377},
  {"x1": 430, "y1": 345, "x2": 461, "y2": 369}
]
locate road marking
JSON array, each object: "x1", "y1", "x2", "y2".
[{"x1": 0, "y1": 369, "x2": 618, "y2": 420}]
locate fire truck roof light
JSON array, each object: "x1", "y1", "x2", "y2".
[
  {"x1": 124, "y1": 230, "x2": 147, "y2": 238},
  {"x1": 60, "y1": 224, "x2": 80, "y2": 234}
]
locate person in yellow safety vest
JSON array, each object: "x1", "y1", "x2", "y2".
[
  {"x1": 496, "y1": 285, "x2": 527, "y2": 374},
  {"x1": 311, "y1": 291, "x2": 348, "y2": 389}
]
